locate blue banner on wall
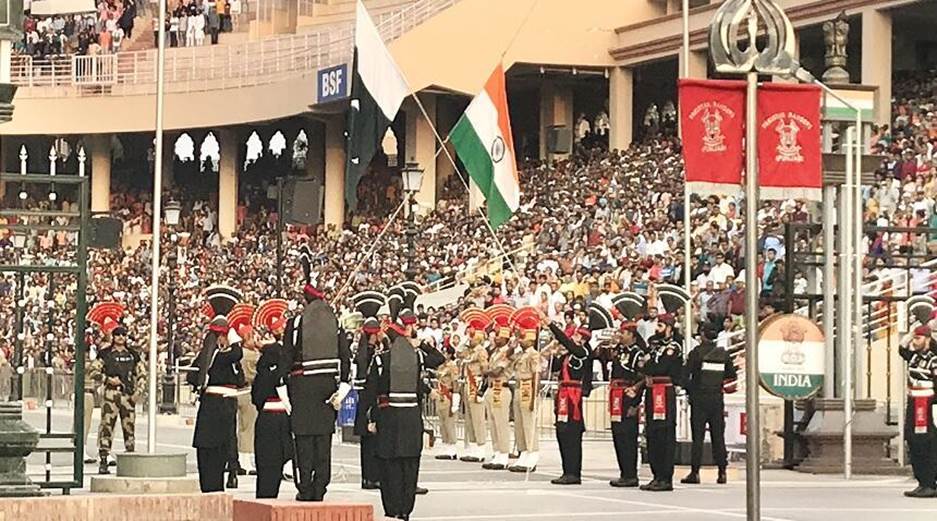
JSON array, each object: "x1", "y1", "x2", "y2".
[{"x1": 317, "y1": 64, "x2": 348, "y2": 104}]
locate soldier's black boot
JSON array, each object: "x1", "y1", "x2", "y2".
[
  {"x1": 680, "y1": 470, "x2": 700, "y2": 484},
  {"x1": 98, "y1": 460, "x2": 110, "y2": 475},
  {"x1": 610, "y1": 477, "x2": 639, "y2": 488},
  {"x1": 415, "y1": 486, "x2": 429, "y2": 495},
  {"x1": 904, "y1": 486, "x2": 937, "y2": 498},
  {"x1": 717, "y1": 467, "x2": 727, "y2": 484},
  {"x1": 226, "y1": 472, "x2": 238, "y2": 489}
]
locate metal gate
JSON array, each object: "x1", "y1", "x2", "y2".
[{"x1": 1, "y1": 145, "x2": 90, "y2": 493}]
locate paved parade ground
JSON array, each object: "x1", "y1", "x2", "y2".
[{"x1": 20, "y1": 409, "x2": 937, "y2": 521}]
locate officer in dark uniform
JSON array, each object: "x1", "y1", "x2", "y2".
[
  {"x1": 900, "y1": 325, "x2": 937, "y2": 498},
  {"x1": 606, "y1": 321, "x2": 646, "y2": 488},
  {"x1": 93, "y1": 325, "x2": 145, "y2": 475},
  {"x1": 681, "y1": 317, "x2": 737, "y2": 485},
  {"x1": 250, "y1": 298, "x2": 293, "y2": 499},
  {"x1": 640, "y1": 313, "x2": 684, "y2": 492},
  {"x1": 542, "y1": 305, "x2": 604, "y2": 485},
  {"x1": 351, "y1": 291, "x2": 386, "y2": 490},
  {"x1": 189, "y1": 314, "x2": 245, "y2": 493},
  {"x1": 366, "y1": 304, "x2": 444, "y2": 521},
  {"x1": 284, "y1": 245, "x2": 352, "y2": 502}
]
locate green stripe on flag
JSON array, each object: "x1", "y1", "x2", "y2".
[{"x1": 451, "y1": 117, "x2": 513, "y2": 228}]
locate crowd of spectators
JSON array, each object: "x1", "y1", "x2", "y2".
[
  {"x1": 3, "y1": 72, "x2": 937, "y2": 401},
  {"x1": 19, "y1": 0, "x2": 137, "y2": 57}
]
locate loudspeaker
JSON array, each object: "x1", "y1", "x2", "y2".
[
  {"x1": 282, "y1": 178, "x2": 322, "y2": 226},
  {"x1": 546, "y1": 125, "x2": 572, "y2": 154},
  {"x1": 89, "y1": 216, "x2": 122, "y2": 249}
]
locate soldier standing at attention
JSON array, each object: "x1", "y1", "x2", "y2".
[
  {"x1": 641, "y1": 313, "x2": 684, "y2": 492},
  {"x1": 508, "y1": 307, "x2": 543, "y2": 473},
  {"x1": 250, "y1": 299, "x2": 293, "y2": 499},
  {"x1": 606, "y1": 321, "x2": 646, "y2": 488},
  {"x1": 682, "y1": 317, "x2": 737, "y2": 485},
  {"x1": 284, "y1": 245, "x2": 352, "y2": 502},
  {"x1": 457, "y1": 308, "x2": 490, "y2": 463},
  {"x1": 432, "y1": 333, "x2": 461, "y2": 461},
  {"x1": 229, "y1": 305, "x2": 260, "y2": 478},
  {"x1": 93, "y1": 324, "x2": 146, "y2": 475},
  {"x1": 482, "y1": 310, "x2": 515, "y2": 471},
  {"x1": 84, "y1": 301, "x2": 127, "y2": 467},
  {"x1": 900, "y1": 325, "x2": 937, "y2": 498},
  {"x1": 352, "y1": 291, "x2": 387, "y2": 489}
]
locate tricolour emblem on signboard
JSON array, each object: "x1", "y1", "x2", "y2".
[{"x1": 758, "y1": 314, "x2": 825, "y2": 400}]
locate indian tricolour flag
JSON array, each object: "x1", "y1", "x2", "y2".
[
  {"x1": 345, "y1": 0, "x2": 409, "y2": 211},
  {"x1": 451, "y1": 64, "x2": 519, "y2": 229}
]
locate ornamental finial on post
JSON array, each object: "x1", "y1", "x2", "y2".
[{"x1": 708, "y1": 0, "x2": 796, "y2": 76}]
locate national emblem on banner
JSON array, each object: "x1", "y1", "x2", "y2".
[{"x1": 678, "y1": 79, "x2": 747, "y2": 196}]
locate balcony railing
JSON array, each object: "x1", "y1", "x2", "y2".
[{"x1": 11, "y1": 0, "x2": 459, "y2": 98}]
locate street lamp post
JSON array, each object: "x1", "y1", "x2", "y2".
[
  {"x1": 159, "y1": 200, "x2": 181, "y2": 414},
  {"x1": 400, "y1": 163, "x2": 424, "y2": 282}
]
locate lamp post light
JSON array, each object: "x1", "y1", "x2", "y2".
[
  {"x1": 400, "y1": 163, "x2": 424, "y2": 282},
  {"x1": 159, "y1": 200, "x2": 181, "y2": 414}
]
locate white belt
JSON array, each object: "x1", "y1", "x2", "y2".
[
  {"x1": 910, "y1": 388, "x2": 935, "y2": 398},
  {"x1": 389, "y1": 403, "x2": 419, "y2": 408},
  {"x1": 204, "y1": 385, "x2": 243, "y2": 398},
  {"x1": 301, "y1": 359, "x2": 340, "y2": 367},
  {"x1": 294, "y1": 368, "x2": 339, "y2": 376},
  {"x1": 263, "y1": 401, "x2": 289, "y2": 413},
  {"x1": 702, "y1": 362, "x2": 724, "y2": 372}
]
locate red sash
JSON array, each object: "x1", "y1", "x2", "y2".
[
  {"x1": 912, "y1": 391, "x2": 932, "y2": 434},
  {"x1": 557, "y1": 357, "x2": 583, "y2": 423},
  {"x1": 609, "y1": 380, "x2": 625, "y2": 423},
  {"x1": 649, "y1": 378, "x2": 672, "y2": 421}
]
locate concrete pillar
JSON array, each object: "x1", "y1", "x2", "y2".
[
  {"x1": 88, "y1": 134, "x2": 112, "y2": 213},
  {"x1": 862, "y1": 8, "x2": 892, "y2": 125},
  {"x1": 539, "y1": 82, "x2": 574, "y2": 160},
  {"x1": 608, "y1": 67, "x2": 634, "y2": 152},
  {"x1": 679, "y1": 49, "x2": 708, "y2": 79},
  {"x1": 304, "y1": 123, "x2": 325, "y2": 181},
  {"x1": 217, "y1": 129, "x2": 239, "y2": 239},
  {"x1": 324, "y1": 116, "x2": 346, "y2": 230},
  {"x1": 161, "y1": 133, "x2": 175, "y2": 188},
  {"x1": 405, "y1": 94, "x2": 438, "y2": 213},
  {"x1": 435, "y1": 97, "x2": 457, "y2": 201}
]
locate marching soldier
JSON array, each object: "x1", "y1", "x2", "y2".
[
  {"x1": 606, "y1": 321, "x2": 646, "y2": 487},
  {"x1": 432, "y1": 333, "x2": 461, "y2": 460},
  {"x1": 84, "y1": 301, "x2": 127, "y2": 467},
  {"x1": 366, "y1": 304, "x2": 445, "y2": 521},
  {"x1": 350, "y1": 290, "x2": 387, "y2": 490},
  {"x1": 189, "y1": 285, "x2": 245, "y2": 493},
  {"x1": 93, "y1": 323, "x2": 146, "y2": 475},
  {"x1": 508, "y1": 307, "x2": 542, "y2": 473},
  {"x1": 250, "y1": 298, "x2": 294, "y2": 499},
  {"x1": 641, "y1": 313, "x2": 684, "y2": 492},
  {"x1": 284, "y1": 245, "x2": 352, "y2": 502},
  {"x1": 458, "y1": 308, "x2": 490, "y2": 463},
  {"x1": 541, "y1": 307, "x2": 599, "y2": 485},
  {"x1": 682, "y1": 317, "x2": 737, "y2": 485},
  {"x1": 900, "y1": 325, "x2": 937, "y2": 498},
  {"x1": 483, "y1": 306, "x2": 515, "y2": 470}
]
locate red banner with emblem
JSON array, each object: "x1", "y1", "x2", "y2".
[
  {"x1": 757, "y1": 83, "x2": 823, "y2": 201},
  {"x1": 678, "y1": 79, "x2": 747, "y2": 196}
]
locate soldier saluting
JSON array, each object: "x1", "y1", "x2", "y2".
[
  {"x1": 188, "y1": 284, "x2": 246, "y2": 493},
  {"x1": 284, "y1": 245, "x2": 352, "y2": 502},
  {"x1": 641, "y1": 313, "x2": 684, "y2": 492},
  {"x1": 900, "y1": 325, "x2": 937, "y2": 498},
  {"x1": 250, "y1": 298, "x2": 293, "y2": 499},
  {"x1": 366, "y1": 288, "x2": 444, "y2": 521},
  {"x1": 682, "y1": 316, "x2": 737, "y2": 486}
]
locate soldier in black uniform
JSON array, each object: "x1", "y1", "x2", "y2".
[
  {"x1": 284, "y1": 245, "x2": 352, "y2": 502},
  {"x1": 542, "y1": 314, "x2": 593, "y2": 486},
  {"x1": 189, "y1": 315, "x2": 245, "y2": 493},
  {"x1": 93, "y1": 325, "x2": 145, "y2": 475},
  {"x1": 606, "y1": 321, "x2": 646, "y2": 488},
  {"x1": 900, "y1": 325, "x2": 937, "y2": 498},
  {"x1": 640, "y1": 313, "x2": 684, "y2": 492},
  {"x1": 366, "y1": 307, "x2": 444, "y2": 521},
  {"x1": 250, "y1": 299, "x2": 293, "y2": 499},
  {"x1": 681, "y1": 317, "x2": 737, "y2": 485},
  {"x1": 352, "y1": 291, "x2": 387, "y2": 490}
]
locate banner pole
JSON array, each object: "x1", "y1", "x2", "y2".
[
  {"x1": 744, "y1": 71, "x2": 761, "y2": 521},
  {"x1": 681, "y1": 0, "x2": 693, "y2": 364}
]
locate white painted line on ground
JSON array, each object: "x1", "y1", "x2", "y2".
[
  {"x1": 412, "y1": 509, "x2": 685, "y2": 520},
  {"x1": 545, "y1": 490, "x2": 800, "y2": 521}
]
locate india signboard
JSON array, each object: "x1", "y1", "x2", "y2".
[{"x1": 757, "y1": 314, "x2": 825, "y2": 400}]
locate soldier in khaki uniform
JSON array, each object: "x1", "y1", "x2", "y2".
[
  {"x1": 432, "y1": 333, "x2": 461, "y2": 460},
  {"x1": 482, "y1": 316, "x2": 515, "y2": 470},
  {"x1": 509, "y1": 307, "x2": 542, "y2": 472},
  {"x1": 458, "y1": 308, "x2": 490, "y2": 463},
  {"x1": 236, "y1": 322, "x2": 260, "y2": 475}
]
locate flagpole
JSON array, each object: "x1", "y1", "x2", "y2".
[{"x1": 681, "y1": 0, "x2": 693, "y2": 358}]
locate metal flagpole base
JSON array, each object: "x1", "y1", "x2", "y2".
[
  {"x1": 0, "y1": 402, "x2": 45, "y2": 497},
  {"x1": 91, "y1": 452, "x2": 196, "y2": 494}
]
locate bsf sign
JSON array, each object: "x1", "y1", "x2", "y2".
[
  {"x1": 317, "y1": 64, "x2": 348, "y2": 103},
  {"x1": 758, "y1": 314, "x2": 825, "y2": 400}
]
